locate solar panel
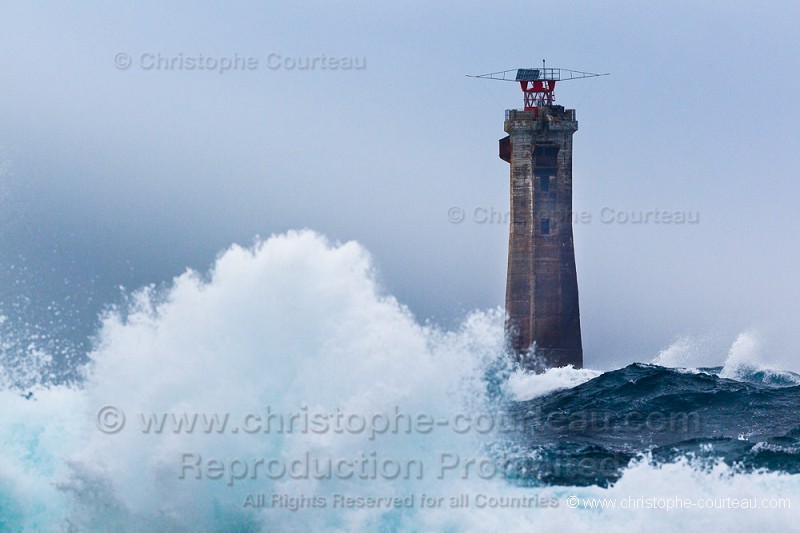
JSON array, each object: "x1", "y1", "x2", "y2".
[{"x1": 515, "y1": 69, "x2": 540, "y2": 81}]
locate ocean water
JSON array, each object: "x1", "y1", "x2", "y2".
[{"x1": 1, "y1": 230, "x2": 798, "y2": 531}]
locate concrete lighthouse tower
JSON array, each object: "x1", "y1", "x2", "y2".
[
  {"x1": 471, "y1": 65, "x2": 605, "y2": 370},
  {"x1": 500, "y1": 104, "x2": 581, "y2": 369}
]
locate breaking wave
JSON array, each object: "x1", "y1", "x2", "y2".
[{"x1": 1, "y1": 230, "x2": 798, "y2": 531}]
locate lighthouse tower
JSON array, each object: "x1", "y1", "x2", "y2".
[
  {"x1": 500, "y1": 102, "x2": 581, "y2": 369},
  {"x1": 471, "y1": 65, "x2": 605, "y2": 370}
]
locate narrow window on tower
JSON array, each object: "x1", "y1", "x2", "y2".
[
  {"x1": 541, "y1": 218, "x2": 550, "y2": 235},
  {"x1": 540, "y1": 175, "x2": 550, "y2": 192}
]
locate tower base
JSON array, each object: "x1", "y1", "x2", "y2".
[{"x1": 513, "y1": 346, "x2": 583, "y2": 373}]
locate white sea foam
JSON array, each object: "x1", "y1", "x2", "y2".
[
  {"x1": 653, "y1": 335, "x2": 704, "y2": 369},
  {"x1": 720, "y1": 331, "x2": 763, "y2": 380},
  {"x1": 1, "y1": 230, "x2": 798, "y2": 531},
  {"x1": 505, "y1": 365, "x2": 601, "y2": 401}
]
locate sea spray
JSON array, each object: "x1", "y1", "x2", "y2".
[{"x1": 0, "y1": 230, "x2": 798, "y2": 531}]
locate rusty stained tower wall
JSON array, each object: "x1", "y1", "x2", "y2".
[{"x1": 499, "y1": 106, "x2": 583, "y2": 369}]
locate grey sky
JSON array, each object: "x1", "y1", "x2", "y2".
[{"x1": 1, "y1": 1, "x2": 799, "y2": 370}]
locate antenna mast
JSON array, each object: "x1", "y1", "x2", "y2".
[{"x1": 468, "y1": 62, "x2": 608, "y2": 111}]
